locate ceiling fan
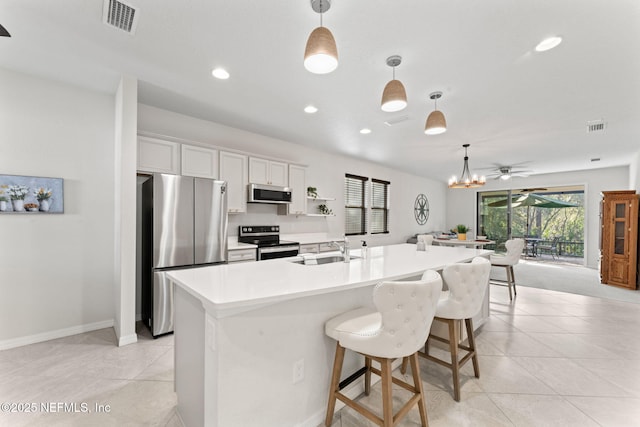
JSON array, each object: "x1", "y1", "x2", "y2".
[
  {"x1": 0, "y1": 24, "x2": 11, "y2": 37},
  {"x1": 485, "y1": 166, "x2": 532, "y2": 181}
]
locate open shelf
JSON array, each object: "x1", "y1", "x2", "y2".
[{"x1": 306, "y1": 213, "x2": 335, "y2": 217}]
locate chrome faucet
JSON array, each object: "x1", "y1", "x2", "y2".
[{"x1": 330, "y1": 236, "x2": 350, "y2": 263}]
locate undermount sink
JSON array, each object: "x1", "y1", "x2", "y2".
[{"x1": 290, "y1": 255, "x2": 360, "y2": 265}]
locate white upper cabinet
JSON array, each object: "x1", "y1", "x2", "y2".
[
  {"x1": 286, "y1": 164, "x2": 307, "y2": 215},
  {"x1": 249, "y1": 157, "x2": 288, "y2": 186},
  {"x1": 220, "y1": 151, "x2": 248, "y2": 213},
  {"x1": 181, "y1": 145, "x2": 218, "y2": 179},
  {"x1": 137, "y1": 136, "x2": 180, "y2": 174}
]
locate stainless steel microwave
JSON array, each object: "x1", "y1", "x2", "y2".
[{"x1": 247, "y1": 183, "x2": 292, "y2": 204}]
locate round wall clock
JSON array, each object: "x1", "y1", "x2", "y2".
[{"x1": 414, "y1": 194, "x2": 429, "y2": 225}]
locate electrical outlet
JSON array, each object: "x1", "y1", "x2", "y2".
[{"x1": 293, "y1": 359, "x2": 304, "y2": 384}]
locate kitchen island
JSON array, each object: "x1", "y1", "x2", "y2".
[{"x1": 168, "y1": 243, "x2": 492, "y2": 427}]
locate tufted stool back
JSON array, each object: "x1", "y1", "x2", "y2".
[
  {"x1": 337, "y1": 270, "x2": 442, "y2": 359},
  {"x1": 417, "y1": 234, "x2": 435, "y2": 246},
  {"x1": 436, "y1": 257, "x2": 491, "y2": 320},
  {"x1": 490, "y1": 238, "x2": 525, "y2": 266}
]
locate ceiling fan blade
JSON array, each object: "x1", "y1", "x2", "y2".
[{"x1": 0, "y1": 24, "x2": 10, "y2": 37}]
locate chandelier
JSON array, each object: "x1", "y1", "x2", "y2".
[{"x1": 449, "y1": 144, "x2": 486, "y2": 188}]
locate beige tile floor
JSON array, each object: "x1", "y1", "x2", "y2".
[{"x1": 1, "y1": 285, "x2": 640, "y2": 427}]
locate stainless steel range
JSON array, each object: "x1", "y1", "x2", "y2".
[{"x1": 238, "y1": 226, "x2": 299, "y2": 260}]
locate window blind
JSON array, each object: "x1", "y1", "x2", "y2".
[
  {"x1": 345, "y1": 174, "x2": 368, "y2": 235},
  {"x1": 371, "y1": 179, "x2": 390, "y2": 234}
]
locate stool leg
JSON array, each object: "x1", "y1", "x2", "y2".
[
  {"x1": 365, "y1": 356, "x2": 372, "y2": 396},
  {"x1": 381, "y1": 358, "x2": 393, "y2": 427},
  {"x1": 510, "y1": 265, "x2": 517, "y2": 296},
  {"x1": 325, "y1": 342, "x2": 345, "y2": 427},
  {"x1": 409, "y1": 352, "x2": 429, "y2": 427},
  {"x1": 505, "y1": 266, "x2": 513, "y2": 301},
  {"x1": 464, "y1": 318, "x2": 479, "y2": 378},
  {"x1": 448, "y1": 319, "x2": 461, "y2": 402},
  {"x1": 400, "y1": 356, "x2": 408, "y2": 375}
]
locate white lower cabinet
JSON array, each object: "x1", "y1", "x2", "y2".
[
  {"x1": 299, "y1": 243, "x2": 320, "y2": 254},
  {"x1": 319, "y1": 242, "x2": 337, "y2": 252},
  {"x1": 228, "y1": 248, "x2": 257, "y2": 263}
]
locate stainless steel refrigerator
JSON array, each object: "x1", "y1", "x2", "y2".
[{"x1": 140, "y1": 173, "x2": 228, "y2": 337}]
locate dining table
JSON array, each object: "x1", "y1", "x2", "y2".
[
  {"x1": 433, "y1": 238, "x2": 496, "y2": 249},
  {"x1": 523, "y1": 237, "x2": 543, "y2": 257}
]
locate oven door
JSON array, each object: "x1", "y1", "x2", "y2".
[{"x1": 258, "y1": 244, "x2": 300, "y2": 260}]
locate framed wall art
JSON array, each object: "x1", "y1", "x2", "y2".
[{"x1": 0, "y1": 174, "x2": 64, "y2": 214}]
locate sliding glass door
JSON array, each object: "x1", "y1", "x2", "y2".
[
  {"x1": 478, "y1": 186, "x2": 585, "y2": 258},
  {"x1": 477, "y1": 190, "x2": 512, "y2": 251}
]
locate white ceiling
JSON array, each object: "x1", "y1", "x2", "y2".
[{"x1": 2, "y1": 0, "x2": 639, "y2": 182}]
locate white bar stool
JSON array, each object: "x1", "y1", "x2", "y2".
[
  {"x1": 489, "y1": 238, "x2": 525, "y2": 300},
  {"x1": 324, "y1": 270, "x2": 442, "y2": 427},
  {"x1": 418, "y1": 257, "x2": 491, "y2": 402}
]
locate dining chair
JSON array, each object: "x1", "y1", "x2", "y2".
[
  {"x1": 538, "y1": 236, "x2": 560, "y2": 259},
  {"x1": 417, "y1": 234, "x2": 435, "y2": 246}
]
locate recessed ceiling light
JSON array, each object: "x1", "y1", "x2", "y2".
[
  {"x1": 535, "y1": 36, "x2": 562, "y2": 52},
  {"x1": 211, "y1": 68, "x2": 230, "y2": 79},
  {"x1": 360, "y1": 128, "x2": 372, "y2": 134},
  {"x1": 304, "y1": 105, "x2": 318, "y2": 114}
]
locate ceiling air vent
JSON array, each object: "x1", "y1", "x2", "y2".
[
  {"x1": 103, "y1": 0, "x2": 139, "y2": 34},
  {"x1": 586, "y1": 119, "x2": 606, "y2": 133},
  {"x1": 383, "y1": 115, "x2": 409, "y2": 127}
]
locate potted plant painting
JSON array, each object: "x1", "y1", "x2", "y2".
[
  {"x1": 34, "y1": 187, "x2": 53, "y2": 212},
  {"x1": 455, "y1": 224, "x2": 469, "y2": 240},
  {"x1": 8, "y1": 184, "x2": 29, "y2": 212},
  {"x1": 0, "y1": 185, "x2": 7, "y2": 212}
]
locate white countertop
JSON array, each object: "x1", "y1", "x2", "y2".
[
  {"x1": 168, "y1": 243, "x2": 492, "y2": 318},
  {"x1": 228, "y1": 241, "x2": 257, "y2": 250}
]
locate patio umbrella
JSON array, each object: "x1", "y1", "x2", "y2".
[{"x1": 487, "y1": 193, "x2": 579, "y2": 235}]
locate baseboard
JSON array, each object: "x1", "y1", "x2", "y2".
[
  {"x1": 118, "y1": 333, "x2": 138, "y2": 347},
  {"x1": 0, "y1": 319, "x2": 115, "y2": 350}
]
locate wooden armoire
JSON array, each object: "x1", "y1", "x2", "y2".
[{"x1": 600, "y1": 190, "x2": 639, "y2": 289}]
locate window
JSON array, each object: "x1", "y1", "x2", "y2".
[
  {"x1": 345, "y1": 174, "x2": 368, "y2": 235},
  {"x1": 371, "y1": 179, "x2": 390, "y2": 234}
]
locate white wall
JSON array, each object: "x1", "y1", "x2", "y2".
[
  {"x1": 630, "y1": 150, "x2": 640, "y2": 192},
  {"x1": 137, "y1": 104, "x2": 447, "y2": 246},
  {"x1": 446, "y1": 167, "x2": 630, "y2": 268},
  {"x1": 0, "y1": 68, "x2": 116, "y2": 347}
]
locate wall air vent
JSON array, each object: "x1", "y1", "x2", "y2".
[
  {"x1": 586, "y1": 119, "x2": 606, "y2": 133},
  {"x1": 103, "y1": 0, "x2": 139, "y2": 34},
  {"x1": 383, "y1": 115, "x2": 409, "y2": 127}
]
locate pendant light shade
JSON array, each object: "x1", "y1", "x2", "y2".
[
  {"x1": 424, "y1": 91, "x2": 447, "y2": 135},
  {"x1": 381, "y1": 80, "x2": 407, "y2": 112},
  {"x1": 304, "y1": 0, "x2": 338, "y2": 74},
  {"x1": 304, "y1": 26, "x2": 338, "y2": 74},
  {"x1": 381, "y1": 56, "x2": 407, "y2": 112},
  {"x1": 449, "y1": 144, "x2": 486, "y2": 189}
]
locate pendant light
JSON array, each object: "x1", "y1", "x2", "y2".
[
  {"x1": 380, "y1": 55, "x2": 407, "y2": 112},
  {"x1": 424, "y1": 91, "x2": 447, "y2": 135},
  {"x1": 304, "y1": 0, "x2": 338, "y2": 74},
  {"x1": 449, "y1": 144, "x2": 486, "y2": 188}
]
